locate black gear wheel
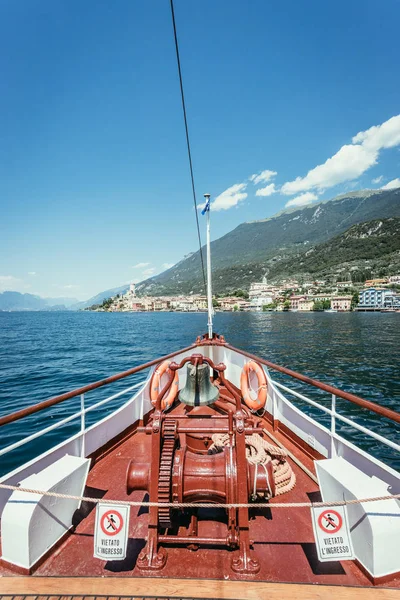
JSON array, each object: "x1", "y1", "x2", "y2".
[{"x1": 158, "y1": 419, "x2": 177, "y2": 528}]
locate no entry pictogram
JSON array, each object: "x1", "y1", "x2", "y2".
[
  {"x1": 100, "y1": 509, "x2": 124, "y2": 536},
  {"x1": 310, "y1": 505, "x2": 354, "y2": 562},
  {"x1": 94, "y1": 503, "x2": 130, "y2": 560},
  {"x1": 317, "y1": 509, "x2": 343, "y2": 534}
]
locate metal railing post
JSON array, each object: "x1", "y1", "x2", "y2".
[
  {"x1": 331, "y1": 393, "x2": 336, "y2": 457},
  {"x1": 0, "y1": 380, "x2": 145, "y2": 460},
  {"x1": 80, "y1": 393, "x2": 85, "y2": 457},
  {"x1": 271, "y1": 384, "x2": 278, "y2": 431}
]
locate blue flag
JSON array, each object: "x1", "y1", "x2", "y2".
[{"x1": 201, "y1": 197, "x2": 211, "y2": 215}]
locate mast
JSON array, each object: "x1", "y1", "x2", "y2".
[{"x1": 203, "y1": 193, "x2": 213, "y2": 338}]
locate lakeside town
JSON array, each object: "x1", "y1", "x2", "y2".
[{"x1": 88, "y1": 275, "x2": 400, "y2": 313}]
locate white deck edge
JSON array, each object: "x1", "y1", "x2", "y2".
[{"x1": 0, "y1": 343, "x2": 398, "y2": 517}]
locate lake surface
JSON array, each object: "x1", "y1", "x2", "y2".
[{"x1": 0, "y1": 311, "x2": 398, "y2": 474}]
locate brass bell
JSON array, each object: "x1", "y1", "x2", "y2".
[{"x1": 179, "y1": 363, "x2": 219, "y2": 406}]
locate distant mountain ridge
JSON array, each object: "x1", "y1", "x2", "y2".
[
  {"x1": 125, "y1": 217, "x2": 399, "y2": 295},
  {"x1": 0, "y1": 292, "x2": 79, "y2": 311},
  {"x1": 9, "y1": 187, "x2": 397, "y2": 311},
  {"x1": 134, "y1": 187, "x2": 400, "y2": 295},
  {"x1": 72, "y1": 284, "x2": 130, "y2": 310}
]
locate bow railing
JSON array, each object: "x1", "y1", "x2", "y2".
[{"x1": 0, "y1": 338, "x2": 398, "y2": 475}]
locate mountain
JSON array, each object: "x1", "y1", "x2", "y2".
[
  {"x1": 0, "y1": 292, "x2": 48, "y2": 311},
  {"x1": 45, "y1": 296, "x2": 80, "y2": 308},
  {"x1": 0, "y1": 292, "x2": 79, "y2": 311},
  {"x1": 134, "y1": 187, "x2": 400, "y2": 295},
  {"x1": 72, "y1": 285, "x2": 130, "y2": 310},
  {"x1": 266, "y1": 217, "x2": 400, "y2": 283}
]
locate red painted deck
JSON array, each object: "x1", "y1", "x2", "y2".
[{"x1": 0, "y1": 399, "x2": 398, "y2": 589}]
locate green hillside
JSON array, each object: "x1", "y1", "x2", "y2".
[
  {"x1": 135, "y1": 188, "x2": 400, "y2": 295},
  {"x1": 267, "y1": 217, "x2": 400, "y2": 283}
]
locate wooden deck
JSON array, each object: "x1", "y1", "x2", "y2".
[
  {"x1": 0, "y1": 577, "x2": 399, "y2": 600},
  {"x1": 0, "y1": 397, "x2": 399, "y2": 591}
]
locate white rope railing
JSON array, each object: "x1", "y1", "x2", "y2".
[{"x1": 0, "y1": 482, "x2": 398, "y2": 509}]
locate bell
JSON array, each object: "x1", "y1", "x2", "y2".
[{"x1": 179, "y1": 363, "x2": 219, "y2": 406}]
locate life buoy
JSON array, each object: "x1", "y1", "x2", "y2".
[
  {"x1": 150, "y1": 360, "x2": 179, "y2": 410},
  {"x1": 240, "y1": 361, "x2": 268, "y2": 411}
]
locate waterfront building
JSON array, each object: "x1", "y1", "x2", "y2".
[
  {"x1": 298, "y1": 298, "x2": 314, "y2": 311},
  {"x1": 177, "y1": 298, "x2": 195, "y2": 311},
  {"x1": 249, "y1": 277, "x2": 277, "y2": 300},
  {"x1": 129, "y1": 283, "x2": 136, "y2": 295},
  {"x1": 219, "y1": 298, "x2": 239, "y2": 311},
  {"x1": 237, "y1": 300, "x2": 252, "y2": 311},
  {"x1": 131, "y1": 301, "x2": 144, "y2": 311},
  {"x1": 248, "y1": 277, "x2": 279, "y2": 310},
  {"x1": 289, "y1": 295, "x2": 306, "y2": 310},
  {"x1": 142, "y1": 298, "x2": 155, "y2": 311},
  {"x1": 192, "y1": 296, "x2": 207, "y2": 310},
  {"x1": 250, "y1": 294, "x2": 275, "y2": 311},
  {"x1": 308, "y1": 293, "x2": 334, "y2": 303},
  {"x1": 330, "y1": 296, "x2": 352, "y2": 311},
  {"x1": 357, "y1": 288, "x2": 395, "y2": 310},
  {"x1": 169, "y1": 297, "x2": 184, "y2": 310},
  {"x1": 383, "y1": 294, "x2": 400, "y2": 309},
  {"x1": 153, "y1": 299, "x2": 170, "y2": 311}
]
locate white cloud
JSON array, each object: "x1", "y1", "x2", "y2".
[
  {"x1": 28, "y1": 271, "x2": 36, "y2": 276},
  {"x1": 281, "y1": 144, "x2": 377, "y2": 195},
  {"x1": 281, "y1": 114, "x2": 400, "y2": 196},
  {"x1": 209, "y1": 183, "x2": 248, "y2": 211},
  {"x1": 255, "y1": 183, "x2": 276, "y2": 197},
  {"x1": 352, "y1": 115, "x2": 400, "y2": 149},
  {"x1": 285, "y1": 192, "x2": 318, "y2": 208},
  {"x1": 250, "y1": 170, "x2": 277, "y2": 185},
  {"x1": 132, "y1": 262, "x2": 150, "y2": 269},
  {"x1": 372, "y1": 176, "x2": 383, "y2": 184},
  {"x1": 143, "y1": 267, "x2": 156, "y2": 277},
  {"x1": 0, "y1": 275, "x2": 26, "y2": 292},
  {"x1": 63, "y1": 284, "x2": 80, "y2": 290},
  {"x1": 381, "y1": 178, "x2": 400, "y2": 190},
  {"x1": 162, "y1": 262, "x2": 175, "y2": 270}
]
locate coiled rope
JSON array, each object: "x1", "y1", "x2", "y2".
[{"x1": 208, "y1": 433, "x2": 296, "y2": 496}]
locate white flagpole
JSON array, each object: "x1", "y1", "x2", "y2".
[{"x1": 204, "y1": 193, "x2": 213, "y2": 339}]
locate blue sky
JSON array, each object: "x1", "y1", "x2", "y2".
[{"x1": 1, "y1": 0, "x2": 399, "y2": 301}]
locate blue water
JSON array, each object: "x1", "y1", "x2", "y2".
[{"x1": 0, "y1": 311, "x2": 398, "y2": 474}]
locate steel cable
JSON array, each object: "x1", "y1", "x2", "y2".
[{"x1": 170, "y1": 0, "x2": 207, "y2": 291}]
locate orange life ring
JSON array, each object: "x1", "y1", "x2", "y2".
[
  {"x1": 240, "y1": 361, "x2": 268, "y2": 411},
  {"x1": 150, "y1": 360, "x2": 179, "y2": 410}
]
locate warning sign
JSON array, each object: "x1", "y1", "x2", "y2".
[
  {"x1": 101, "y1": 510, "x2": 124, "y2": 535},
  {"x1": 94, "y1": 503, "x2": 130, "y2": 560},
  {"x1": 318, "y1": 509, "x2": 343, "y2": 534},
  {"x1": 311, "y1": 505, "x2": 354, "y2": 562}
]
